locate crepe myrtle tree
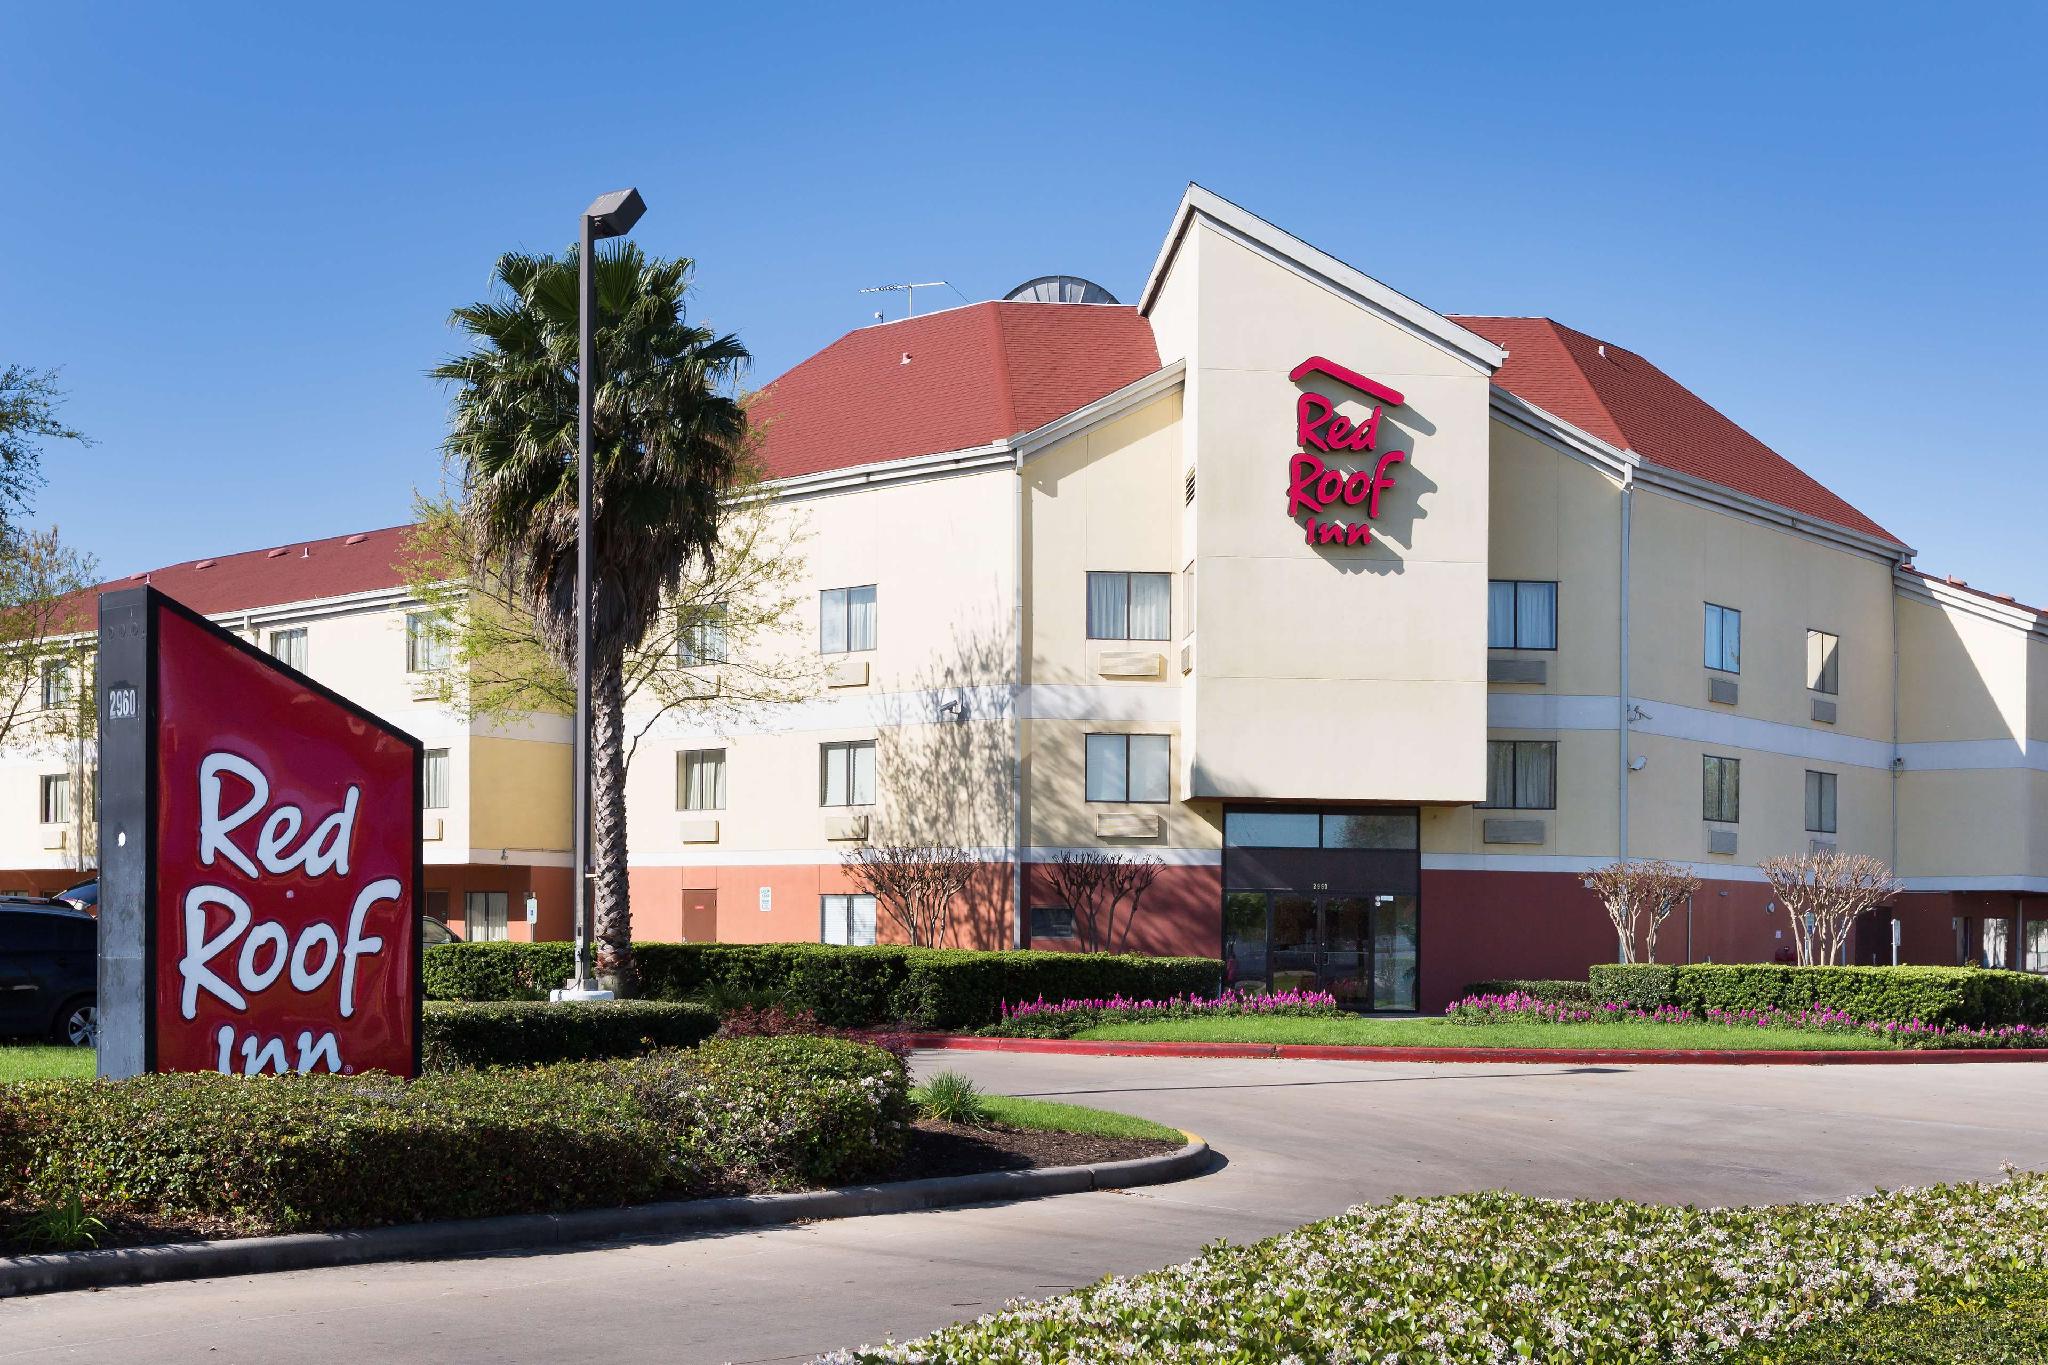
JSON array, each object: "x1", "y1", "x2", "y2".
[
  {"x1": 842, "y1": 842, "x2": 976, "y2": 948},
  {"x1": 1043, "y1": 850, "x2": 1164, "y2": 955},
  {"x1": 1583, "y1": 859, "x2": 1702, "y2": 965},
  {"x1": 1761, "y1": 849, "x2": 1904, "y2": 967},
  {"x1": 432, "y1": 244, "x2": 750, "y2": 994}
]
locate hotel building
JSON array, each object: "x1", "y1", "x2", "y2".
[{"x1": 5, "y1": 186, "x2": 2042, "y2": 1011}]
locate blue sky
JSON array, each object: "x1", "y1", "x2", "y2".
[{"x1": 6, "y1": 2, "x2": 2043, "y2": 603}]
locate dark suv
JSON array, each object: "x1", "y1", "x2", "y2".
[{"x1": 0, "y1": 899, "x2": 97, "y2": 1045}]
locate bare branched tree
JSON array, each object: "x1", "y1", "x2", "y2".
[
  {"x1": 1043, "y1": 850, "x2": 1164, "y2": 954},
  {"x1": 1761, "y1": 850, "x2": 1903, "y2": 966},
  {"x1": 1583, "y1": 859, "x2": 1702, "y2": 964},
  {"x1": 843, "y1": 842, "x2": 977, "y2": 947}
]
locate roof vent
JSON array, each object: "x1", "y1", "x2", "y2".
[
  {"x1": 127, "y1": 572, "x2": 146, "y2": 581},
  {"x1": 301, "y1": 547, "x2": 311, "y2": 559},
  {"x1": 266, "y1": 547, "x2": 288, "y2": 558},
  {"x1": 1002, "y1": 275, "x2": 1119, "y2": 305},
  {"x1": 194, "y1": 559, "x2": 216, "y2": 570},
  {"x1": 344, "y1": 534, "x2": 368, "y2": 545}
]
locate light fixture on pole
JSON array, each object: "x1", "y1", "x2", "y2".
[{"x1": 555, "y1": 187, "x2": 646, "y2": 1004}]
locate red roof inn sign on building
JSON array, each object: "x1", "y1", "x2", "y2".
[
  {"x1": 95, "y1": 587, "x2": 423, "y2": 1080},
  {"x1": 1286, "y1": 355, "x2": 1408, "y2": 546}
]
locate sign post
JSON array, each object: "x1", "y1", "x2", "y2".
[{"x1": 96, "y1": 586, "x2": 424, "y2": 1079}]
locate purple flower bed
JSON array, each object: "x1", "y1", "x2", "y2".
[
  {"x1": 982, "y1": 988, "x2": 1340, "y2": 1039},
  {"x1": 1445, "y1": 990, "x2": 2048, "y2": 1049}
]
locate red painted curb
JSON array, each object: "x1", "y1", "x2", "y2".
[{"x1": 900, "y1": 1035, "x2": 2048, "y2": 1066}]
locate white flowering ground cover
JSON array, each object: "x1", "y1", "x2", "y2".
[{"x1": 819, "y1": 1170, "x2": 2048, "y2": 1364}]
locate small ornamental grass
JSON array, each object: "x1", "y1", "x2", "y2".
[
  {"x1": 821, "y1": 1170, "x2": 2048, "y2": 1365},
  {"x1": 1447, "y1": 991, "x2": 2048, "y2": 1049},
  {"x1": 982, "y1": 989, "x2": 1340, "y2": 1039}
]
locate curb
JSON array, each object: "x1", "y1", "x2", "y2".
[
  {"x1": 0, "y1": 1135, "x2": 1210, "y2": 1299},
  {"x1": 902, "y1": 1034, "x2": 2048, "y2": 1066}
]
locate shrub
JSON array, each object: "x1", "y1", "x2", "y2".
[
  {"x1": 982, "y1": 988, "x2": 1341, "y2": 1039},
  {"x1": 421, "y1": 941, "x2": 1222, "y2": 1031},
  {"x1": 913, "y1": 1071, "x2": 989, "y2": 1125},
  {"x1": 1463, "y1": 978, "x2": 1593, "y2": 1005},
  {"x1": 0, "y1": 1036, "x2": 909, "y2": 1232},
  {"x1": 1670, "y1": 963, "x2": 2048, "y2": 1027},
  {"x1": 420, "y1": 1000, "x2": 718, "y2": 1070},
  {"x1": 1589, "y1": 962, "x2": 1679, "y2": 1009}
]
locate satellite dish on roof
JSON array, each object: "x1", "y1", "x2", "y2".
[{"x1": 1002, "y1": 275, "x2": 1120, "y2": 305}]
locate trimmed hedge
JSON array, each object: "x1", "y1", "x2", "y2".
[
  {"x1": 1587, "y1": 962, "x2": 2048, "y2": 1027},
  {"x1": 422, "y1": 941, "x2": 1222, "y2": 1030},
  {"x1": 0, "y1": 1036, "x2": 908, "y2": 1233},
  {"x1": 1589, "y1": 963, "x2": 1678, "y2": 1009},
  {"x1": 1462, "y1": 978, "x2": 1595, "y2": 1006},
  {"x1": 420, "y1": 1001, "x2": 718, "y2": 1071}
]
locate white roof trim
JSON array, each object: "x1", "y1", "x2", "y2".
[
  {"x1": 1013, "y1": 360, "x2": 1185, "y2": 460},
  {"x1": 1897, "y1": 570, "x2": 2048, "y2": 641},
  {"x1": 1488, "y1": 388, "x2": 1638, "y2": 480},
  {"x1": 1137, "y1": 184, "x2": 1506, "y2": 376},
  {"x1": 751, "y1": 442, "x2": 1014, "y2": 503},
  {"x1": 1632, "y1": 461, "x2": 1912, "y2": 564}
]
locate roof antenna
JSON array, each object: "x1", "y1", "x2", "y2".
[{"x1": 859, "y1": 281, "x2": 953, "y2": 319}]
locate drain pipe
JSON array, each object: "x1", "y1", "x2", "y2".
[
  {"x1": 1889, "y1": 559, "x2": 1903, "y2": 962},
  {"x1": 1011, "y1": 448, "x2": 1027, "y2": 949},
  {"x1": 1618, "y1": 469, "x2": 1634, "y2": 865}
]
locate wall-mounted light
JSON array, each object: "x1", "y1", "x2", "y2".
[{"x1": 1628, "y1": 755, "x2": 1648, "y2": 771}]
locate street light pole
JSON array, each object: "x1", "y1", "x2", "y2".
[{"x1": 556, "y1": 187, "x2": 645, "y2": 1003}]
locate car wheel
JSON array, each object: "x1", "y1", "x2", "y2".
[{"x1": 52, "y1": 997, "x2": 98, "y2": 1048}]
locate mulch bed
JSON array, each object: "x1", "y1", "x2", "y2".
[
  {"x1": 890, "y1": 1119, "x2": 1180, "y2": 1180},
  {"x1": 0, "y1": 1121, "x2": 1179, "y2": 1258}
]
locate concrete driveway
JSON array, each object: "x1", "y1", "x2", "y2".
[{"x1": 7, "y1": 1053, "x2": 2048, "y2": 1364}]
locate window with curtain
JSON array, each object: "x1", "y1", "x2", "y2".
[
  {"x1": 2026, "y1": 919, "x2": 2048, "y2": 974},
  {"x1": 1982, "y1": 917, "x2": 2011, "y2": 969},
  {"x1": 1030, "y1": 907, "x2": 1077, "y2": 939},
  {"x1": 679, "y1": 749, "x2": 727, "y2": 811},
  {"x1": 406, "y1": 612, "x2": 452, "y2": 672},
  {"x1": 819, "y1": 740, "x2": 875, "y2": 806},
  {"x1": 1481, "y1": 740, "x2": 1556, "y2": 809},
  {"x1": 1807, "y1": 629, "x2": 1839, "y2": 694},
  {"x1": 820, "y1": 586, "x2": 877, "y2": 653},
  {"x1": 821, "y1": 893, "x2": 878, "y2": 946},
  {"x1": 1703, "y1": 755, "x2": 1741, "y2": 822},
  {"x1": 465, "y1": 891, "x2": 509, "y2": 942},
  {"x1": 1086, "y1": 572, "x2": 1171, "y2": 641},
  {"x1": 1704, "y1": 603, "x2": 1742, "y2": 672},
  {"x1": 1085, "y1": 733, "x2": 1170, "y2": 802},
  {"x1": 423, "y1": 749, "x2": 450, "y2": 809},
  {"x1": 268, "y1": 627, "x2": 308, "y2": 672},
  {"x1": 39, "y1": 773, "x2": 69, "y2": 825},
  {"x1": 679, "y1": 603, "x2": 728, "y2": 665},
  {"x1": 1804, "y1": 770, "x2": 1837, "y2": 833},
  {"x1": 1486, "y1": 581, "x2": 1558, "y2": 649}
]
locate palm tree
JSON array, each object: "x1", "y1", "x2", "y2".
[{"x1": 433, "y1": 244, "x2": 748, "y2": 993}]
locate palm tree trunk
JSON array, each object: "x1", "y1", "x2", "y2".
[{"x1": 590, "y1": 645, "x2": 639, "y2": 995}]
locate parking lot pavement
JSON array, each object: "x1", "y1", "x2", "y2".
[{"x1": 8, "y1": 1052, "x2": 2048, "y2": 1364}]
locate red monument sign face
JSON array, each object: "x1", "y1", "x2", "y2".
[{"x1": 149, "y1": 602, "x2": 421, "y2": 1075}]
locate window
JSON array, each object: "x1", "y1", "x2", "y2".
[
  {"x1": 38, "y1": 773, "x2": 69, "y2": 825},
  {"x1": 423, "y1": 749, "x2": 450, "y2": 810},
  {"x1": 1030, "y1": 906, "x2": 1077, "y2": 940},
  {"x1": 1487, "y1": 581, "x2": 1558, "y2": 650},
  {"x1": 1982, "y1": 917, "x2": 2012, "y2": 969},
  {"x1": 1704, "y1": 603, "x2": 1742, "y2": 673},
  {"x1": 819, "y1": 740, "x2": 875, "y2": 807},
  {"x1": 1085, "y1": 733, "x2": 1170, "y2": 803},
  {"x1": 821, "y1": 893, "x2": 877, "y2": 946},
  {"x1": 1086, "y1": 572, "x2": 1172, "y2": 641},
  {"x1": 268, "y1": 627, "x2": 308, "y2": 672},
  {"x1": 1222, "y1": 807, "x2": 1420, "y2": 850},
  {"x1": 679, "y1": 748, "x2": 727, "y2": 811},
  {"x1": 406, "y1": 612, "x2": 451, "y2": 672},
  {"x1": 465, "y1": 891, "x2": 509, "y2": 943},
  {"x1": 1807, "y1": 629, "x2": 1839, "y2": 695},
  {"x1": 38, "y1": 659, "x2": 69, "y2": 709},
  {"x1": 820, "y1": 586, "x2": 877, "y2": 653},
  {"x1": 2026, "y1": 918, "x2": 2048, "y2": 974},
  {"x1": 1804, "y1": 770, "x2": 1837, "y2": 834},
  {"x1": 1482, "y1": 740, "x2": 1557, "y2": 810},
  {"x1": 1703, "y1": 755, "x2": 1741, "y2": 823},
  {"x1": 678, "y1": 602, "x2": 728, "y2": 666}
]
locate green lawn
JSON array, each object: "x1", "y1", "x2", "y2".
[
  {"x1": 1072, "y1": 1014, "x2": 1901, "y2": 1050},
  {"x1": 0, "y1": 1045, "x2": 94, "y2": 1082},
  {"x1": 975, "y1": 1093, "x2": 1184, "y2": 1142}
]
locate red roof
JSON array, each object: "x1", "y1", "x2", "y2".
[
  {"x1": 1451, "y1": 316, "x2": 1901, "y2": 546},
  {"x1": 68, "y1": 524, "x2": 417, "y2": 629},
  {"x1": 749, "y1": 302, "x2": 1161, "y2": 479}
]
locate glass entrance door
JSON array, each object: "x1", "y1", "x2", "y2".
[{"x1": 1220, "y1": 890, "x2": 1418, "y2": 1011}]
